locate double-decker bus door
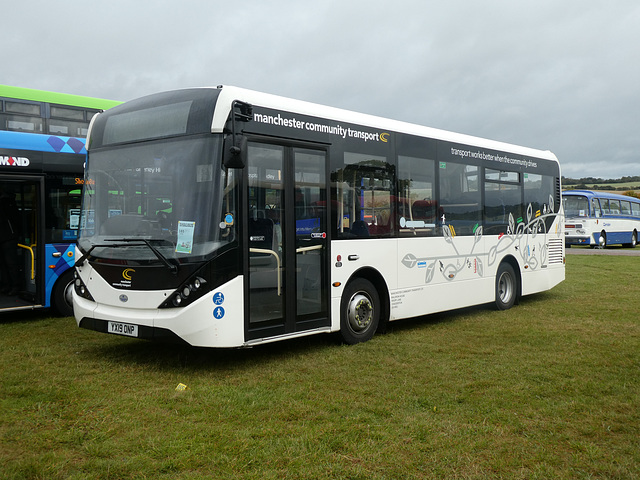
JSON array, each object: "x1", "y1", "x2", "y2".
[
  {"x1": 0, "y1": 176, "x2": 44, "y2": 311},
  {"x1": 245, "y1": 142, "x2": 329, "y2": 340}
]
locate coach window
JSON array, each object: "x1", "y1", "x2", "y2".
[
  {"x1": 599, "y1": 199, "x2": 610, "y2": 215},
  {"x1": 484, "y1": 169, "x2": 522, "y2": 235},
  {"x1": 398, "y1": 155, "x2": 436, "y2": 236},
  {"x1": 620, "y1": 200, "x2": 631, "y2": 215},
  {"x1": 632, "y1": 201, "x2": 640, "y2": 217},
  {"x1": 591, "y1": 199, "x2": 602, "y2": 217},
  {"x1": 336, "y1": 152, "x2": 394, "y2": 238},
  {"x1": 438, "y1": 162, "x2": 481, "y2": 236}
]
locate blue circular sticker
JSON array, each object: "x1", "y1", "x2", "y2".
[{"x1": 213, "y1": 292, "x2": 225, "y2": 305}]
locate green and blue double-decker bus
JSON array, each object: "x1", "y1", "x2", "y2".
[{"x1": 0, "y1": 85, "x2": 120, "y2": 314}]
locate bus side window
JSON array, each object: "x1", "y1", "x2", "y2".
[
  {"x1": 337, "y1": 152, "x2": 394, "y2": 238},
  {"x1": 439, "y1": 162, "x2": 481, "y2": 235},
  {"x1": 592, "y1": 199, "x2": 601, "y2": 217},
  {"x1": 397, "y1": 155, "x2": 436, "y2": 237},
  {"x1": 620, "y1": 201, "x2": 631, "y2": 215}
]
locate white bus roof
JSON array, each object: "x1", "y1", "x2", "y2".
[{"x1": 210, "y1": 85, "x2": 558, "y2": 162}]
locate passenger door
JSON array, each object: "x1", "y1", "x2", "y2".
[
  {"x1": 245, "y1": 141, "x2": 329, "y2": 340},
  {"x1": 0, "y1": 176, "x2": 44, "y2": 311}
]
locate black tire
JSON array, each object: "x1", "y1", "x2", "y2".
[
  {"x1": 495, "y1": 262, "x2": 517, "y2": 311},
  {"x1": 599, "y1": 231, "x2": 607, "y2": 248},
  {"x1": 625, "y1": 231, "x2": 637, "y2": 248},
  {"x1": 340, "y1": 278, "x2": 380, "y2": 344},
  {"x1": 52, "y1": 269, "x2": 74, "y2": 317}
]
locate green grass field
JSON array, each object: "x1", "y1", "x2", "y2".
[{"x1": 1, "y1": 255, "x2": 639, "y2": 479}]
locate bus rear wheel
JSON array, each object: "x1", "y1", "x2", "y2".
[
  {"x1": 625, "y1": 231, "x2": 637, "y2": 248},
  {"x1": 340, "y1": 278, "x2": 380, "y2": 344},
  {"x1": 495, "y1": 262, "x2": 518, "y2": 311}
]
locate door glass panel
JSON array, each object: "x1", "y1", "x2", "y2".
[
  {"x1": 294, "y1": 149, "x2": 327, "y2": 317},
  {"x1": 247, "y1": 144, "x2": 284, "y2": 324}
]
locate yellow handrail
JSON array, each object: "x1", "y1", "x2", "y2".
[{"x1": 17, "y1": 243, "x2": 35, "y2": 280}]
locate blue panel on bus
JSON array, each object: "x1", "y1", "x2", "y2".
[
  {"x1": 44, "y1": 244, "x2": 76, "y2": 308},
  {"x1": 0, "y1": 130, "x2": 86, "y2": 154}
]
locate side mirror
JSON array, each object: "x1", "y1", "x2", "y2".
[
  {"x1": 222, "y1": 100, "x2": 252, "y2": 169},
  {"x1": 223, "y1": 134, "x2": 247, "y2": 169}
]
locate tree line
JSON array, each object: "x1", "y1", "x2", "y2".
[{"x1": 562, "y1": 175, "x2": 640, "y2": 192}]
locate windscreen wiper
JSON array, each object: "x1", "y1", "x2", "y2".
[{"x1": 75, "y1": 238, "x2": 179, "y2": 274}]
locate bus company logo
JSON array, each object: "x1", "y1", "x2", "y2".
[
  {"x1": 122, "y1": 268, "x2": 135, "y2": 281},
  {"x1": 380, "y1": 133, "x2": 389, "y2": 143},
  {"x1": 0, "y1": 156, "x2": 30, "y2": 167}
]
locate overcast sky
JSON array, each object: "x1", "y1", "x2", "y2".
[{"x1": 3, "y1": 1, "x2": 639, "y2": 179}]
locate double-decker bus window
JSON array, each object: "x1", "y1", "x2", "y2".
[
  {"x1": 397, "y1": 155, "x2": 436, "y2": 236},
  {"x1": 50, "y1": 106, "x2": 85, "y2": 120},
  {"x1": 439, "y1": 162, "x2": 481, "y2": 235},
  {"x1": 4, "y1": 102, "x2": 42, "y2": 132},
  {"x1": 5, "y1": 101, "x2": 40, "y2": 116}
]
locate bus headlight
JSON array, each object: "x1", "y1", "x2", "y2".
[
  {"x1": 73, "y1": 269, "x2": 94, "y2": 301},
  {"x1": 160, "y1": 276, "x2": 207, "y2": 309}
]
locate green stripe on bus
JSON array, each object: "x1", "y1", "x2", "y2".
[{"x1": 0, "y1": 84, "x2": 121, "y2": 110}]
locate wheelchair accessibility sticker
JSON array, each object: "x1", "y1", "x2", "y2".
[
  {"x1": 213, "y1": 292, "x2": 224, "y2": 305},
  {"x1": 213, "y1": 292, "x2": 225, "y2": 319}
]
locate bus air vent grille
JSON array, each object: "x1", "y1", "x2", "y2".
[{"x1": 547, "y1": 239, "x2": 564, "y2": 264}]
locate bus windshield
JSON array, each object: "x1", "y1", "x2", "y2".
[
  {"x1": 78, "y1": 134, "x2": 236, "y2": 263},
  {"x1": 563, "y1": 195, "x2": 589, "y2": 217}
]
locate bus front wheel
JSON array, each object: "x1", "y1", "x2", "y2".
[
  {"x1": 598, "y1": 231, "x2": 607, "y2": 248},
  {"x1": 495, "y1": 262, "x2": 518, "y2": 311},
  {"x1": 52, "y1": 270, "x2": 74, "y2": 317},
  {"x1": 340, "y1": 278, "x2": 380, "y2": 344}
]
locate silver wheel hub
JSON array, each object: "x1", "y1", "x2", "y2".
[
  {"x1": 348, "y1": 293, "x2": 373, "y2": 332},
  {"x1": 498, "y1": 272, "x2": 512, "y2": 303},
  {"x1": 64, "y1": 281, "x2": 74, "y2": 308}
]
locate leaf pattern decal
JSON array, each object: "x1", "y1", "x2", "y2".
[
  {"x1": 425, "y1": 261, "x2": 436, "y2": 283},
  {"x1": 402, "y1": 253, "x2": 417, "y2": 269}
]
